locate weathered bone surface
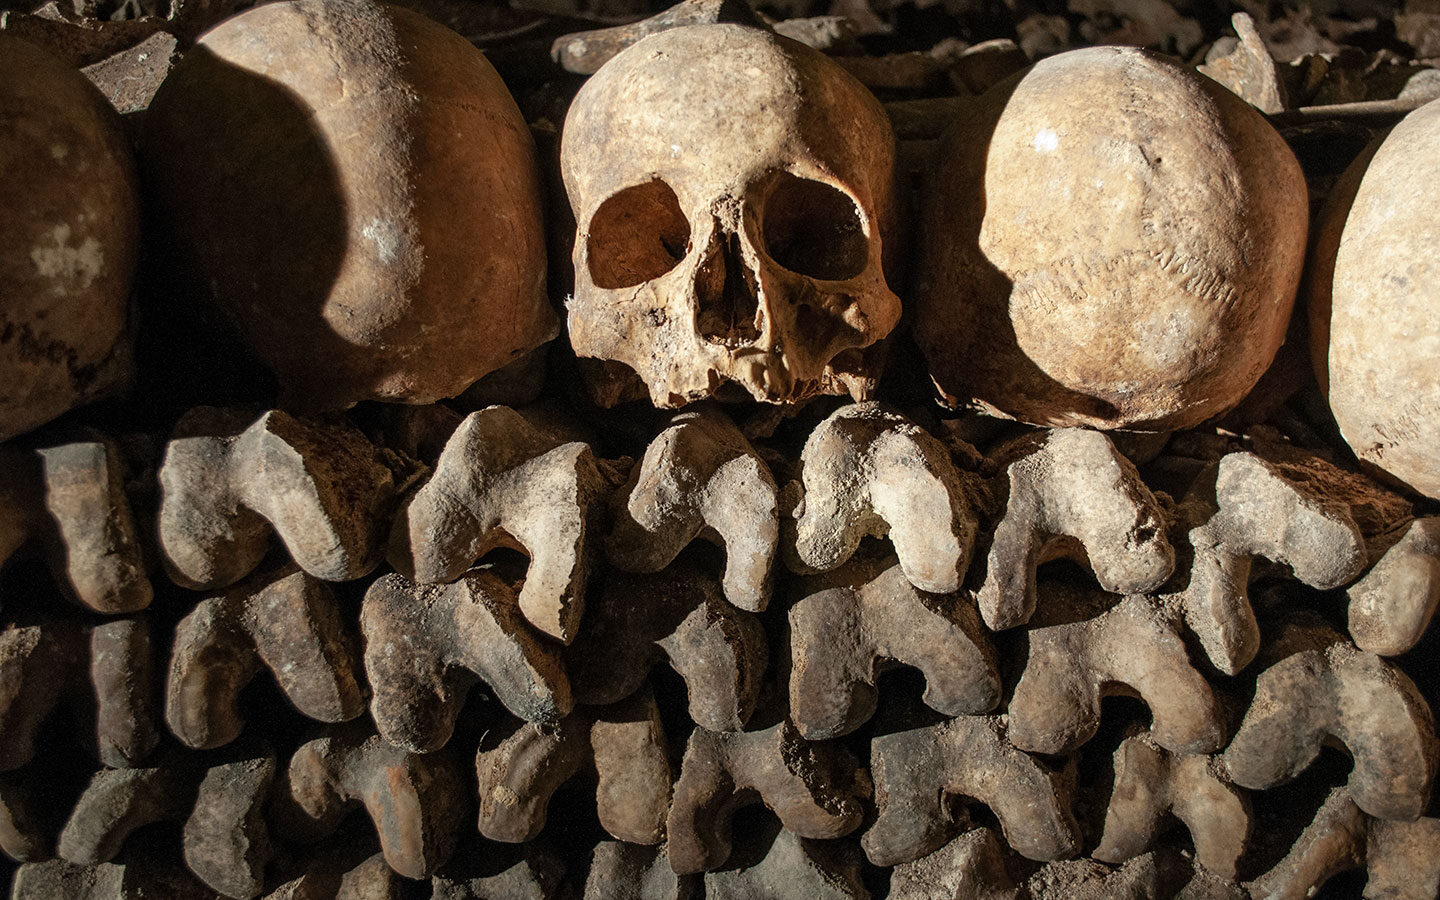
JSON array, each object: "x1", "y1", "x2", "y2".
[
  {"x1": 268, "y1": 850, "x2": 404, "y2": 900},
  {"x1": 475, "y1": 690, "x2": 670, "y2": 845},
  {"x1": 703, "y1": 827, "x2": 869, "y2": 899},
  {"x1": 1165, "y1": 450, "x2": 1369, "y2": 674},
  {"x1": 1093, "y1": 732, "x2": 1250, "y2": 879},
  {"x1": 12, "y1": 852, "x2": 218, "y2": 900},
  {"x1": 888, "y1": 827, "x2": 1021, "y2": 900},
  {"x1": 865, "y1": 715, "x2": 1080, "y2": 867},
  {"x1": 916, "y1": 45, "x2": 1308, "y2": 430},
  {"x1": 362, "y1": 570, "x2": 571, "y2": 752},
  {"x1": 551, "y1": 0, "x2": 762, "y2": 74},
  {"x1": 158, "y1": 407, "x2": 402, "y2": 590},
  {"x1": 561, "y1": 24, "x2": 901, "y2": 407},
  {"x1": 271, "y1": 723, "x2": 464, "y2": 880},
  {"x1": 584, "y1": 842, "x2": 698, "y2": 900},
  {"x1": 788, "y1": 546, "x2": 999, "y2": 740},
  {"x1": 977, "y1": 428, "x2": 1173, "y2": 631},
  {"x1": 0, "y1": 433, "x2": 151, "y2": 613},
  {"x1": 431, "y1": 837, "x2": 566, "y2": 900},
  {"x1": 1009, "y1": 586, "x2": 1225, "y2": 756},
  {"x1": 167, "y1": 565, "x2": 364, "y2": 750},
  {"x1": 56, "y1": 749, "x2": 275, "y2": 900},
  {"x1": 1222, "y1": 620, "x2": 1438, "y2": 820},
  {"x1": 0, "y1": 35, "x2": 137, "y2": 442},
  {"x1": 388, "y1": 405, "x2": 619, "y2": 643},
  {"x1": 1026, "y1": 849, "x2": 1199, "y2": 900},
  {"x1": 666, "y1": 719, "x2": 865, "y2": 874},
  {"x1": 785, "y1": 403, "x2": 978, "y2": 594},
  {"x1": 1249, "y1": 786, "x2": 1440, "y2": 900},
  {"x1": 141, "y1": 0, "x2": 557, "y2": 411},
  {"x1": 0, "y1": 616, "x2": 155, "y2": 771},
  {"x1": 607, "y1": 406, "x2": 777, "y2": 612},
  {"x1": 1347, "y1": 517, "x2": 1440, "y2": 655},
  {"x1": 0, "y1": 771, "x2": 50, "y2": 862},
  {"x1": 564, "y1": 567, "x2": 765, "y2": 732}
]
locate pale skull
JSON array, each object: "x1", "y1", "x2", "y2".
[{"x1": 561, "y1": 23, "x2": 902, "y2": 408}]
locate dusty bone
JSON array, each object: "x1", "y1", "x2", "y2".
[
  {"x1": 564, "y1": 566, "x2": 765, "y2": 733},
  {"x1": 271, "y1": 724, "x2": 464, "y2": 881},
  {"x1": 1347, "y1": 517, "x2": 1440, "y2": 656},
  {"x1": 584, "y1": 842, "x2": 697, "y2": 900},
  {"x1": 0, "y1": 433, "x2": 150, "y2": 613},
  {"x1": 1222, "y1": 621, "x2": 1438, "y2": 821},
  {"x1": 388, "y1": 405, "x2": 619, "y2": 643},
  {"x1": 268, "y1": 851, "x2": 403, "y2": 900},
  {"x1": 1166, "y1": 450, "x2": 1368, "y2": 674},
  {"x1": 561, "y1": 24, "x2": 901, "y2": 407},
  {"x1": 977, "y1": 428, "x2": 1174, "y2": 631},
  {"x1": 432, "y1": 837, "x2": 567, "y2": 900},
  {"x1": 0, "y1": 616, "x2": 156, "y2": 771},
  {"x1": 1093, "y1": 732, "x2": 1250, "y2": 879},
  {"x1": 785, "y1": 402, "x2": 978, "y2": 594},
  {"x1": 888, "y1": 827, "x2": 1021, "y2": 900},
  {"x1": 1008, "y1": 585, "x2": 1225, "y2": 756},
  {"x1": 864, "y1": 715, "x2": 1080, "y2": 867},
  {"x1": 158, "y1": 407, "x2": 402, "y2": 590},
  {"x1": 167, "y1": 565, "x2": 364, "y2": 751},
  {"x1": 788, "y1": 546, "x2": 999, "y2": 740},
  {"x1": 550, "y1": 0, "x2": 763, "y2": 74},
  {"x1": 362, "y1": 570, "x2": 571, "y2": 753},
  {"x1": 475, "y1": 690, "x2": 670, "y2": 845},
  {"x1": 704, "y1": 826, "x2": 868, "y2": 900},
  {"x1": 0, "y1": 772, "x2": 50, "y2": 861},
  {"x1": 607, "y1": 406, "x2": 777, "y2": 612},
  {"x1": 666, "y1": 719, "x2": 865, "y2": 874},
  {"x1": 1248, "y1": 786, "x2": 1440, "y2": 900},
  {"x1": 1197, "y1": 13, "x2": 1288, "y2": 114},
  {"x1": 57, "y1": 749, "x2": 276, "y2": 899},
  {"x1": 1026, "y1": 849, "x2": 1198, "y2": 900},
  {"x1": 12, "y1": 852, "x2": 218, "y2": 900}
]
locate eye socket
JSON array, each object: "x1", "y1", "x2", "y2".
[
  {"x1": 761, "y1": 173, "x2": 869, "y2": 281},
  {"x1": 586, "y1": 179, "x2": 691, "y2": 289}
]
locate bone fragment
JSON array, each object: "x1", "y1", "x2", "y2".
[
  {"x1": 12, "y1": 850, "x2": 218, "y2": 899},
  {"x1": 584, "y1": 842, "x2": 698, "y2": 900},
  {"x1": 703, "y1": 826, "x2": 869, "y2": 899},
  {"x1": 550, "y1": 0, "x2": 763, "y2": 74},
  {"x1": 1198, "y1": 13, "x2": 1288, "y2": 114},
  {"x1": 1347, "y1": 517, "x2": 1440, "y2": 656},
  {"x1": 431, "y1": 835, "x2": 566, "y2": 900},
  {"x1": 888, "y1": 828, "x2": 1022, "y2": 900}
]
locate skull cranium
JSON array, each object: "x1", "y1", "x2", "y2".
[{"x1": 561, "y1": 24, "x2": 902, "y2": 408}]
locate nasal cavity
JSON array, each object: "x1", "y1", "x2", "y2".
[{"x1": 695, "y1": 229, "x2": 761, "y2": 349}]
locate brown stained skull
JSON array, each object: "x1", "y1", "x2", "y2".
[{"x1": 561, "y1": 23, "x2": 902, "y2": 407}]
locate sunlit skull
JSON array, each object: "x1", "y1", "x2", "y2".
[{"x1": 561, "y1": 24, "x2": 901, "y2": 408}]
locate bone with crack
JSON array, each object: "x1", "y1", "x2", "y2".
[
  {"x1": 1347, "y1": 517, "x2": 1440, "y2": 656},
  {"x1": 432, "y1": 836, "x2": 567, "y2": 900},
  {"x1": 157, "y1": 407, "x2": 404, "y2": 590},
  {"x1": 666, "y1": 718, "x2": 866, "y2": 874},
  {"x1": 887, "y1": 827, "x2": 1022, "y2": 900},
  {"x1": 1008, "y1": 585, "x2": 1226, "y2": 756},
  {"x1": 863, "y1": 715, "x2": 1080, "y2": 867},
  {"x1": 0, "y1": 432, "x2": 150, "y2": 614},
  {"x1": 362, "y1": 570, "x2": 571, "y2": 753},
  {"x1": 1222, "y1": 619, "x2": 1438, "y2": 821},
  {"x1": 1248, "y1": 786, "x2": 1440, "y2": 900},
  {"x1": 787, "y1": 545, "x2": 999, "y2": 740},
  {"x1": 0, "y1": 616, "x2": 156, "y2": 771},
  {"x1": 388, "y1": 405, "x2": 621, "y2": 643},
  {"x1": 1164, "y1": 450, "x2": 1368, "y2": 674},
  {"x1": 563, "y1": 566, "x2": 765, "y2": 733},
  {"x1": 977, "y1": 428, "x2": 1174, "y2": 631},
  {"x1": 55, "y1": 747, "x2": 275, "y2": 899},
  {"x1": 607, "y1": 405, "x2": 778, "y2": 612},
  {"x1": 561, "y1": 24, "x2": 902, "y2": 408},
  {"x1": 784, "y1": 402, "x2": 979, "y2": 594},
  {"x1": 270, "y1": 723, "x2": 464, "y2": 881},
  {"x1": 475, "y1": 690, "x2": 670, "y2": 845},
  {"x1": 704, "y1": 826, "x2": 869, "y2": 899},
  {"x1": 167, "y1": 565, "x2": 364, "y2": 751},
  {"x1": 1093, "y1": 732, "x2": 1250, "y2": 879},
  {"x1": 584, "y1": 842, "x2": 699, "y2": 900}
]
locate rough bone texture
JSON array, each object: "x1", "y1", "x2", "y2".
[
  {"x1": 1347, "y1": 516, "x2": 1440, "y2": 655},
  {"x1": 888, "y1": 827, "x2": 1022, "y2": 900},
  {"x1": 388, "y1": 405, "x2": 618, "y2": 643},
  {"x1": 158, "y1": 407, "x2": 402, "y2": 590}
]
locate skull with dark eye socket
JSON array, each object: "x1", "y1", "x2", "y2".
[{"x1": 561, "y1": 23, "x2": 903, "y2": 409}]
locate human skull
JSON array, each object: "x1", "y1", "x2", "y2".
[{"x1": 561, "y1": 24, "x2": 901, "y2": 408}]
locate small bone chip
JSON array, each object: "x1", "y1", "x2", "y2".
[
  {"x1": 167, "y1": 565, "x2": 364, "y2": 750},
  {"x1": 785, "y1": 402, "x2": 978, "y2": 594},
  {"x1": 389, "y1": 405, "x2": 620, "y2": 643},
  {"x1": 158, "y1": 407, "x2": 401, "y2": 590},
  {"x1": 978, "y1": 428, "x2": 1173, "y2": 631},
  {"x1": 362, "y1": 570, "x2": 572, "y2": 753},
  {"x1": 608, "y1": 405, "x2": 778, "y2": 612}
]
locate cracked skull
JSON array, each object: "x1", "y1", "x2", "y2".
[{"x1": 561, "y1": 23, "x2": 902, "y2": 407}]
